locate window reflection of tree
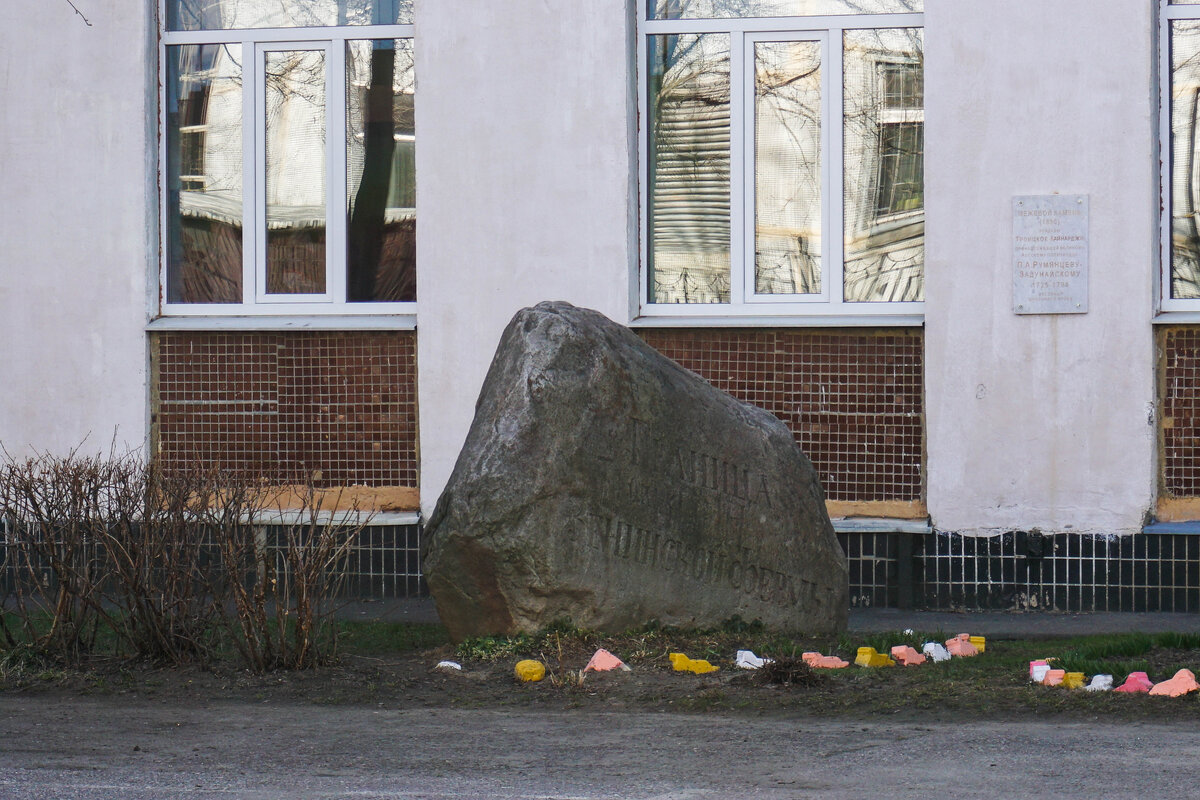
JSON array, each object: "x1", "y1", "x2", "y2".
[
  {"x1": 348, "y1": 40, "x2": 416, "y2": 302},
  {"x1": 1173, "y1": 22, "x2": 1200, "y2": 299},
  {"x1": 166, "y1": 1, "x2": 416, "y2": 303},
  {"x1": 170, "y1": 0, "x2": 223, "y2": 31},
  {"x1": 653, "y1": 0, "x2": 920, "y2": 20},
  {"x1": 647, "y1": 8, "x2": 922, "y2": 306},
  {"x1": 1175, "y1": 86, "x2": 1200, "y2": 299},
  {"x1": 171, "y1": 0, "x2": 410, "y2": 30},
  {"x1": 753, "y1": 41, "x2": 821, "y2": 295}
]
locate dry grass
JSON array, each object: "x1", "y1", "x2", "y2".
[{"x1": 756, "y1": 657, "x2": 823, "y2": 686}]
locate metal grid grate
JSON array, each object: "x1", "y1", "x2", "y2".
[
  {"x1": 341, "y1": 524, "x2": 426, "y2": 598},
  {"x1": 640, "y1": 328, "x2": 924, "y2": 503},
  {"x1": 259, "y1": 523, "x2": 425, "y2": 599},
  {"x1": 839, "y1": 531, "x2": 1200, "y2": 612},
  {"x1": 153, "y1": 331, "x2": 418, "y2": 487},
  {"x1": 0, "y1": 522, "x2": 426, "y2": 601},
  {"x1": 838, "y1": 532, "x2": 897, "y2": 607}
]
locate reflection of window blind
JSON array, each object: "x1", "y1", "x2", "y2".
[{"x1": 651, "y1": 85, "x2": 731, "y2": 250}]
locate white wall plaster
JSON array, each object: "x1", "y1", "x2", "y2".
[
  {"x1": 924, "y1": 0, "x2": 1157, "y2": 535},
  {"x1": 0, "y1": 1, "x2": 1170, "y2": 537},
  {"x1": 0, "y1": 0, "x2": 152, "y2": 458},
  {"x1": 416, "y1": 0, "x2": 636, "y2": 515}
]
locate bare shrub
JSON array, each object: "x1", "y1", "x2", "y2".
[
  {"x1": 0, "y1": 449, "x2": 219, "y2": 664},
  {"x1": 0, "y1": 449, "x2": 120, "y2": 663},
  {"x1": 102, "y1": 461, "x2": 224, "y2": 664},
  {"x1": 0, "y1": 448, "x2": 368, "y2": 672},
  {"x1": 210, "y1": 483, "x2": 368, "y2": 670}
]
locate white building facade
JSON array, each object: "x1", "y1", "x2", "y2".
[{"x1": 3, "y1": 0, "x2": 1198, "y2": 610}]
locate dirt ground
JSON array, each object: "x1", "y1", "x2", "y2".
[
  {"x1": 8, "y1": 626, "x2": 1200, "y2": 797},
  {"x1": 7, "y1": 631, "x2": 1200, "y2": 723}
]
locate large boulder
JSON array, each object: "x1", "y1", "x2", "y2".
[{"x1": 422, "y1": 302, "x2": 847, "y2": 640}]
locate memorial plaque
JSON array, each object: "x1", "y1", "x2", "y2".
[{"x1": 1012, "y1": 194, "x2": 1088, "y2": 315}]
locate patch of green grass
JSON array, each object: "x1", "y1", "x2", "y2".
[
  {"x1": 835, "y1": 629, "x2": 947, "y2": 658},
  {"x1": 1151, "y1": 632, "x2": 1200, "y2": 651},
  {"x1": 1046, "y1": 632, "x2": 1200, "y2": 684},
  {"x1": 1053, "y1": 656, "x2": 1148, "y2": 685},
  {"x1": 0, "y1": 610, "x2": 452, "y2": 670},
  {"x1": 337, "y1": 621, "x2": 449, "y2": 655},
  {"x1": 0, "y1": 642, "x2": 46, "y2": 683},
  {"x1": 456, "y1": 619, "x2": 590, "y2": 662},
  {"x1": 1065, "y1": 632, "x2": 1155, "y2": 661}
]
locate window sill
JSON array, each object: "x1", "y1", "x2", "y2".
[
  {"x1": 251, "y1": 510, "x2": 420, "y2": 527},
  {"x1": 832, "y1": 517, "x2": 932, "y2": 535},
  {"x1": 630, "y1": 313, "x2": 924, "y2": 328},
  {"x1": 1153, "y1": 311, "x2": 1200, "y2": 325},
  {"x1": 1144, "y1": 521, "x2": 1200, "y2": 535},
  {"x1": 147, "y1": 314, "x2": 417, "y2": 332}
]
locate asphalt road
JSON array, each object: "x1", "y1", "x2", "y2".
[{"x1": 1, "y1": 697, "x2": 1197, "y2": 798}]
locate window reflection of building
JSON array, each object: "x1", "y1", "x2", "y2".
[
  {"x1": 163, "y1": 1, "x2": 416, "y2": 309},
  {"x1": 176, "y1": 45, "x2": 221, "y2": 191},
  {"x1": 874, "y1": 62, "x2": 923, "y2": 217},
  {"x1": 264, "y1": 48, "x2": 329, "y2": 296},
  {"x1": 842, "y1": 28, "x2": 924, "y2": 304}
]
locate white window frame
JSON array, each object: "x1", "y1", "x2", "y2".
[
  {"x1": 1161, "y1": 1, "x2": 1200, "y2": 318},
  {"x1": 636, "y1": 10, "x2": 924, "y2": 326},
  {"x1": 159, "y1": 15, "x2": 416, "y2": 320}
]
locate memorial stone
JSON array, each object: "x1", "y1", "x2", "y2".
[{"x1": 422, "y1": 301, "x2": 848, "y2": 641}]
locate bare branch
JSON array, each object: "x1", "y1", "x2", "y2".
[{"x1": 65, "y1": 0, "x2": 93, "y2": 27}]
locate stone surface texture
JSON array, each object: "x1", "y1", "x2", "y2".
[{"x1": 422, "y1": 301, "x2": 847, "y2": 641}]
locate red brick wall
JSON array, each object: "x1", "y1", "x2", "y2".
[
  {"x1": 639, "y1": 328, "x2": 924, "y2": 503},
  {"x1": 151, "y1": 331, "x2": 418, "y2": 487}
]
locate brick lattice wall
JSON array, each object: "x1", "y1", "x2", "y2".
[
  {"x1": 1161, "y1": 326, "x2": 1200, "y2": 498},
  {"x1": 639, "y1": 328, "x2": 923, "y2": 503},
  {"x1": 152, "y1": 331, "x2": 418, "y2": 487}
]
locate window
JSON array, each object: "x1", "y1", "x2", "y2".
[
  {"x1": 1164, "y1": 1, "x2": 1200, "y2": 309},
  {"x1": 161, "y1": 1, "x2": 416, "y2": 315},
  {"x1": 639, "y1": 0, "x2": 924, "y2": 318}
]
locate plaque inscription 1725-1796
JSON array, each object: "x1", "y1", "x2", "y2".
[{"x1": 1012, "y1": 194, "x2": 1088, "y2": 315}]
